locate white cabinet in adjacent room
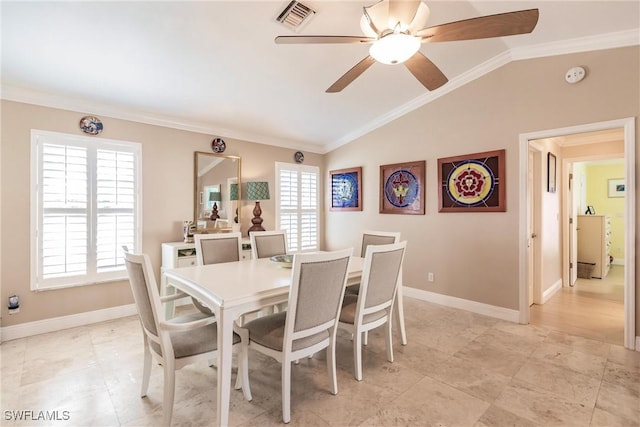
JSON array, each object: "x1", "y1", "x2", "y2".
[{"x1": 577, "y1": 215, "x2": 611, "y2": 279}]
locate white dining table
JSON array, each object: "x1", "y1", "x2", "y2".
[{"x1": 163, "y1": 255, "x2": 364, "y2": 427}]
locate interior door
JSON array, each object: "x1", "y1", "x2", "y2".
[
  {"x1": 527, "y1": 149, "x2": 536, "y2": 305},
  {"x1": 569, "y1": 165, "x2": 578, "y2": 285}
]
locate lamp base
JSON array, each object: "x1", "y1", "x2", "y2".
[
  {"x1": 248, "y1": 201, "x2": 265, "y2": 233},
  {"x1": 209, "y1": 202, "x2": 219, "y2": 221}
]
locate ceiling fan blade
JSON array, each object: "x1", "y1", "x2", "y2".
[
  {"x1": 326, "y1": 56, "x2": 376, "y2": 93},
  {"x1": 404, "y1": 52, "x2": 448, "y2": 91},
  {"x1": 416, "y1": 9, "x2": 539, "y2": 42},
  {"x1": 389, "y1": 0, "x2": 422, "y2": 28},
  {"x1": 275, "y1": 35, "x2": 374, "y2": 44}
]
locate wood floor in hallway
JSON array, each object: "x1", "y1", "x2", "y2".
[{"x1": 530, "y1": 265, "x2": 625, "y2": 345}]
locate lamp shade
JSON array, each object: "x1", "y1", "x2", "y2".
[
  {"x1": 209, "y1": 191, "x2": 222, "y2": 202},
  {"x1": 246, "y1": 181, "x2": 270, "y2": 201},
  {"x1": 229, "y1": 183, "x2": 239, "y2": 201}
]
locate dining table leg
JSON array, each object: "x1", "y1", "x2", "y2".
[{"x1": 216, "y1": 307, "x2": 235, "y2": 426}]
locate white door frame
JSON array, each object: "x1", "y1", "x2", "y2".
[{"x1": 518, "y1": 117, "x2": 636, "y2": 350}]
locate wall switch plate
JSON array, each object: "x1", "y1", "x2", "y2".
[{"x1": 427, "y1": 272, "x2": 434, "y2": 282}]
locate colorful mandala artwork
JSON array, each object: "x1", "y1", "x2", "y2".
[
  {"x1": 384, "y1": 170, "x2": 419, "y2": 208},
  {"x1": 446, "y1": 160, "x2": 495, "y2": 207},
  {"x1": 438, "y1": 150, "x2": 505, "y2": 212}
]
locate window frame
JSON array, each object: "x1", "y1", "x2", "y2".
[
  {"x1": 30, "y1": 129, "x2": 142, "y2": 291},
  {"x1": 275, "y1": 162, "x2": 320, "y2": 253}
]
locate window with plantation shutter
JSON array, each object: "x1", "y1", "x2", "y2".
[
  {"x1": 31, "y1": 130, "x2": 142, "y2": 290},
  {"x1": 275, "y1": 162, "x2": 319, "y2": 252}
]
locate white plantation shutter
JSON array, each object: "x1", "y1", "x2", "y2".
[
  {"x1": 276, "y1": 162, "x2": 319, "y2": 252},
  {"x1": 31, "y1": 130, "x2": 141, "y2": 290}
]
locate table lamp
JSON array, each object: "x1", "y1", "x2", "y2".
[
  {"x1": 209, "y1": 191, "x2": 221, "y2": 220},
  {"x1": 229, "y1": 183, "x2": 239, "y2": 223},
  {"x1": 246, "y1": 181, "x2": 270, "y2": 233}
]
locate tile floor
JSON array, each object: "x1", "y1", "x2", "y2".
[{"x1": 1, "y1": 297, "x2": 639, "y2": 426}]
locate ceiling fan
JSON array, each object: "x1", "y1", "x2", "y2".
[{"x1": 275, "y1": 0, "x2": 539, "y2": 93}]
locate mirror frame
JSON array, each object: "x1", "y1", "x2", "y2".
[{"x1": 193, "y1": 151, "x2": 241, "y2": 232}]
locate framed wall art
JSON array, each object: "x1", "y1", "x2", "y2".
[
  {"x1": 330, "y1": 167, "x2": 362, "y2": 211},
  {"x1": 547, "y1": 152, "x2": 557, "y2": 193},
  {"x1": 379, "y1": 161, "x2": 425, "y2": 215},
  {"x1": 438, "y1": 149, "x2": 505, "y2": 212},
  {"x1": 608, "y1": 178, "x2": 625, "y2": 198}
]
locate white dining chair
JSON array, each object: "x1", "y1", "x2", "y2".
[
  {"x1": 338, "y1": 241, "x2": 406, "y2": 380},
  {"x1": 349, "y1": 230, "x2": 407, "y2": 346},
  {"x1": 249, "y1": 230, "x2": 288, "y2": 259},
  {"x1": 237, "y1": 248, "x2": 353, "y2": 423},
  {"x1": 123, "y1": 248, "x2": 250, "y2": 426}
]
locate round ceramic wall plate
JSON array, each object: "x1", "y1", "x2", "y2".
[
  {"x1": 79, "y1": 116, "x2": 103, "y2": 135},
  {"x1": 211, "y1": 137, "x2": 226, "y2": 153},
  {"x1": 294, "y1": 151, "x2": 304, "y2": 163}
]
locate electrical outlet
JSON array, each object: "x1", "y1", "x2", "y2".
[
  {"x1": 427, "y1": 272, "x2": 434, "y2": 282},
  {"x1": 8, "y1": 307, "x2": 20, "y2": 314}
]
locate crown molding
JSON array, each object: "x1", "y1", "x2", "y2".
[
  {"x1": 0, "y1": 85, "x2": 324, "y2": 154},
  {"x1": 2, "y1": 30, "x2": 638, "y2": 155},
  {"x1": 324, "y1": 29, "x2": 639, "y2": 153}
]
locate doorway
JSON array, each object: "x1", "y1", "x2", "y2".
[{"x1": 518, "y1": 118, "x2": 636, "y2": 350}]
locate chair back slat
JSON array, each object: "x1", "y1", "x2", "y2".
[
  {"x1": 250, "y1": 230, "x2": 288, "y2": 259},
  {"x1": 124, "y1": 259, "x2": 159, "y2": 336},
  {"x1": 195, "y1": 232, "x2": 242, "y2": 265},
  {"x1": 364, "y1": 246, "x2": 405, "y2": 309},
  {"x1": 360, "y1": 230, "x2": 400, "y2": 257},
  {"x1": 283, "y1": 249, "x2": 352, "y2": 349},
  {"x1": 294, "y1": 257, "x2": 350, "y2": 332}
]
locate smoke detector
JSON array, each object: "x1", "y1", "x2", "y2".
[{"x1": 565, "y1": 66, "x2": 586, "y2": 84}]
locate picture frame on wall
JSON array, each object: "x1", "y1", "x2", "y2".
[
  {"x1": 547, "y1": 152, "x2": 557, "y2": 193},
  {"x1": 438, "y1": 149, "x2": 506, "y2": 212},
  {"x1": 379, "y1": 160, "x2": 425, "y2": 215},
  {"x1": 608, "y1": 178, "x2": 625, "y2": 198},
  {"x1": 330, "y1": 167, "x2": 362, "y2": 211}
]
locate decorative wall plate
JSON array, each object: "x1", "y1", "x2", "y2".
[
  {"x1": 79, "y1": 116, "x2": 103, "y2": 135},
  {"x1": 294, "y1": 151, "x2": 304, "y2": 163},
  {"x1": 211, "y1": 137, "x2": 226, "y2": 153}
]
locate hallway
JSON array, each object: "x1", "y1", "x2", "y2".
[{"x1": 530, "y1": 265, "x2": 625, "y2": 345}]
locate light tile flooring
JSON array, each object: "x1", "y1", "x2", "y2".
[
  {"x1": 530, "y1": 265, "x2": 625, "y2": 345},
  {"x1": 2, "y1": 297, "x2": 639, "y2": 426}
]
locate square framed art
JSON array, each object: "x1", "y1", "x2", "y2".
[
  {"x1": 608, "y1": 178, "x2": 625, "y2": 198},
  {"x1": 379, "y1": 161, "x2": 425, "y2": 215},
  {"x1": 330, "y1": 167, "x2": 362, "y2": 211},
  {"x1": 438, "y1": 149, "x2": 505, "y2": 212}
]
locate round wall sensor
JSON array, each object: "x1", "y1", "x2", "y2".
[{"x1": 565, "y1": 66, "x2": 586, "y2": 84}]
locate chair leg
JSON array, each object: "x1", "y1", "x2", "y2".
[
  {"x1": 353, "y1": 330, "x2": 363, "y2": 381},
  {"x1": 282, "y1": 360, "x2": 292, "y2": 423},
  {"x1": 162, "y1": 361, "x2": 176, "y2": 426},
  {"x1": 141, "y1": 342, "x2": 152, "y2": 397},
  {"x1": 363, "y1": 331, "x2": 368, "y2": 346},
  {"x1": 327, "y1": 337, "x2": 338, "y2": 395},
  {"x1": 385, "y1": 318, "x2": 394, "y2": 363},
  {"x1": 396, "y1": 285, "x2": 407, "y2": 345}
]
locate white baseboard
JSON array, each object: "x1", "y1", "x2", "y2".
[
  {"x1": 1, "y1": 304, "x2": 137, "y2": 342},
  {"x1": 542, "y1": 279, "x2": 562, "y2": 304},
  {"x1": 403, "y1": 286, "x2": 519, "y2": 323}
]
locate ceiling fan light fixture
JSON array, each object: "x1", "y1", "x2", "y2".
[{"x1": 369, "y1": 33, "x2": 420, "y2": 65}]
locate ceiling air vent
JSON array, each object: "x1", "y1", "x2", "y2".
[{"x1": 276, "y1": 1, "x2": 316, "y2": 32}]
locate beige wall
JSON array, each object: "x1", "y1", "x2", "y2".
[
  {"x1": 0, "y1": 100, "x2": 322, "y2": 325},
  {"x1": 324, "y1": 46, "x2": 639, "y2": 321}
]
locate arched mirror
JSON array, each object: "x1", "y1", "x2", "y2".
[{"x1": 194, "y1": 151, "x2": 241, "y2": 232}]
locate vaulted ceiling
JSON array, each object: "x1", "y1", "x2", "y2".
[{"x1": 2, "y1": 1, "x2": 638, "y2": 153}]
